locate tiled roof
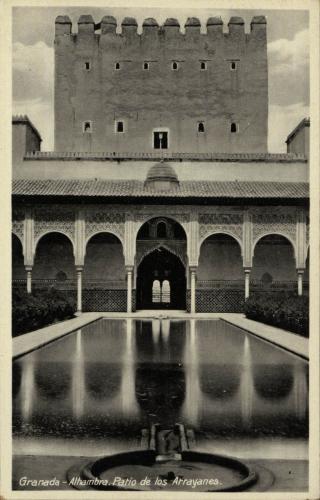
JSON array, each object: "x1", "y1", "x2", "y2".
[{"x1": 12, "y1": 179, "x2": 309, "y2": 199}]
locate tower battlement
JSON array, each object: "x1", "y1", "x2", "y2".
[
  {"x1": 55, "y1": 15, "x2": 267, "y2": 38},
  {"x1": 54, "y1": 14, "x2": 268, "y2": 154},
  {"x1": 55, "y1": 15, "x2": 267, "y2": 39}
]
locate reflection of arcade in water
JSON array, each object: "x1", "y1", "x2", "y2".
[{"x1": 13, "y1": 319, "x2": 308, "y2": 454}]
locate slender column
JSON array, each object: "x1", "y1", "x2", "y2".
[
  {"x1": 243, "y1": 210, "x2": 253, "y2": 269},
  {"x1": 25, "y1": 266, "x2": 32, "y2": 294},
  {"x1": 297, "y1": 269, "x2": 304, "y2": 296},
  {"x1": 190, "y1": 267, "x2": 197, "y2": 314},
  {"x1": 76, "y1": 266, "x2": 83, "y2": 313},
  {"x1": 126, "y1": 266, "x2": 133, "y2": 313},
  {"x1": 244, "y1": 268, "x2": 251, "y2": 300},
  {"x1": 24, "y1": 208, "x2": 35, "y2": 274}
]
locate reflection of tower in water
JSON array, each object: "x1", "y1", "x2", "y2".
[
  {"x1": 71, "y1": 329, "x2": 85, "y2": 419},
  {"x1": 240, "y1": 335, "x2": 255, "y2": 428},
  {"x1": 20, "y1": 355, "x2": 36, "y2": 422},
  {"x1": 120, "y1": 319, "x2": 139, "y2": 416},
  {"x1": 151, "y1": 319, "x2": 161, "y2": 344},
  {"x1": 182, "y1": 319, "x2": 201, "y2": 426},
  {"x1": 292, "y1": 362, "x2": 308, "y2": 420},
  {"x1": 161, "y1": 319, "x2": 170, "y2": 343}
]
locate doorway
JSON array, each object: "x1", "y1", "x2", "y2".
[{"x1": 136, "y1": 247, "x2": 186, "y2": 309}]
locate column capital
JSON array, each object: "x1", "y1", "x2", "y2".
[
  {"x1": 75, "y1": 265, "x2": 84, "y2": 272},
  {"x1": 297, "y1": 268, "x2": 305, "y2": 274},
  {"x1": 244, "y1": 267, "x2": 252, "y2": 273},
  {"x1": 125, "y1": 265, "x2": 134, "y2": 273},
  {"x1": 189, "y1": 266, "x2": 198, "y2": 273},
  {"x1": 25, "y1": 265, "x2": 33, "y2": 272}
]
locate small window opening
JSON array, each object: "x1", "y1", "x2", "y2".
[
  {"x1": 143, "y1": 62, "x2": 149, "y2": 70},
  {"x1": 172, "y1": 61, "x2": 178, "y2": 70},
  {"x1": 198, "y1": 122, "x2": 205, "y2": 133},
  {"x1": 152, "y1": 280, "x2": 161, "y2": 303},
  {"x1": 157, "y1": 222, "x2": 167, "y2": 238},
  {"x1": 116, "y1": 121, "x2": 124, "y2": 133},
  {"x1": 230, "y1": 122, "x2": 237, "y2": 133},
  {"x1": 115, "y1": 62, "x2": 120, "y2": 70},
  {"x1": 83, "y1": 121, "x2": 92, "y2": 133},
  {"x1": 230, "y1": 61, "x2": 237, "y2": 71},
  {"x1": 153, "y1": 131, "x2": 168, "y2": 149},
  {"x1": 200, "y1": 61, "x2": 207, "y2": 70},
  {"x1": 85, "y1": 61, "x2": 91, "y2": 70}
]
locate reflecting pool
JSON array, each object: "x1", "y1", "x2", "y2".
[{"x1": 13, "y1": 319, "x2": 308, "y2": 458}]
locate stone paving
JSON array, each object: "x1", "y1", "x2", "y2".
[{"x1": 13, "y1": 312, "x2": 102, "y2": 358}]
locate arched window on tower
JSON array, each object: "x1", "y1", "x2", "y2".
[
  {"x1": 157, "y1": 221, "x2": 167, "y2": 238},
  {"x1": 152, "y1": 280, "x2": 161, "y2": 303},
  {"x1": 230, "y1": 122, "x2": 238, "y2": 133},
  {"x1": 198, "y1": 122, "x2": 205, "y2": 133},
  {"x1": 162, "y1": 280, "x2": 171, "y2": 303}
]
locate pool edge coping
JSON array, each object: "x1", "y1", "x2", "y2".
[
  {"x1": 218, "y1": 314, "x2": 309, "y2": 360},
  {"x1": 12, "y1": 312, "x2": 309, "y2": 360}
]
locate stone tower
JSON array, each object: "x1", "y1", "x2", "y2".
[{"x1": 54, "y1": 14, "x2": 268, "y2": 153}]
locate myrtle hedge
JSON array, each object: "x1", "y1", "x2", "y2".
[
  {"x1": 244, "y1": 292, "x2": 309, "y2": 337},
  {"x1": 12, "y1": 288, "x2": 76, "y2": 337}
]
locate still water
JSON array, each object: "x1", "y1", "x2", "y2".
[{"x1": 13, "y1": 319, "x2": 308, "y2": 458}]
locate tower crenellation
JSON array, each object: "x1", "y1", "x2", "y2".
[
  {"x1": 54, "y1": 14, "x2": 268, "y2": 153},
  {"x1": 55, "y1": 15, "x2": 267, "y2": 38}
]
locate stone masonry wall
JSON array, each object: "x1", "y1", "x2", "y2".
[{"x1": 54, "y1": 15, "x2": 268, "y2": 153}]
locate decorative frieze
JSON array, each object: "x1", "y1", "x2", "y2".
[
  {"x1": 252, "y1": 211, "x2": 296, "y2": 246},
  {"x1": 34, "y1": 206, "x2": 76, "y2": 244},
  {"x1": 85, "y1": 210, "x2": 125, "y2": 242},
  {"x1": 12, "y1": 208, "x2": 25, "y2": 243},
  {"x1": 306, "y1": 214, "x2": 310, "y2": 246},
  {"x1": 136, "y1": 240, "x2": 187, "y2": 267},
  {"x1": 199, "y1": 213, "x2": 243, "y2": 243},
  {"x1": 133, "y1": 212, "x2": 190, "y2": 234}
]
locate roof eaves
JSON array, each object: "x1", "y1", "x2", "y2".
[
  {"x1": 12, "y1": 115, "x2": 42, "y2": 142},
  {"x1": 286, "y1": 117, "x2": 310, "y2": 144}
]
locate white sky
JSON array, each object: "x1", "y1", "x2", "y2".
[{"x1": 12, "y1": 7, "x2": 309, "y2": 152}]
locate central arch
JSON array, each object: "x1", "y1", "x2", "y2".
[{"x1": 136, "y1": 247, "x2": 186, "y2": 310}]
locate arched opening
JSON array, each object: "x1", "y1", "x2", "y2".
[
  {"x1": 12, "y1": 234, "x2": 25, "y2": 289},
  {"x1": 152, "y1": 280, "x2": 161, "y2": 303},
  {"x1": 137, "y1": 248, "x2": 186, "y2": 309},
  {"x1": 84, "y1": 232, "x2": 126, "y2": 311},
  {"x1": 197, "y1": 233, "x2": 243, "y2": 312},
  {"x1": 230, "y1": 122, "x2": 238, "y2": 133},
  {"x1": 136, "y1": 217, "x2": 187, "y2": 310},
  {"x1": 135, "y1": 320, "x2": 186, "y2": 418},
  {"x1": 33, "y1": 232, "x2": 75, "y2": 291},
  {"x1": 252, "y1": 234, "x2": 296, "y2": 291},
  {"x1": 162, "y1": 280, "x2": 171, "y2": 303},
  {"x1": 198, "y1": 122, "x2": 205, "y2": 133}
]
